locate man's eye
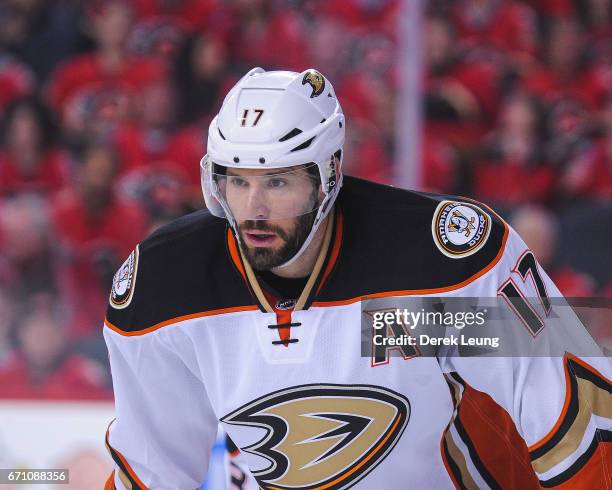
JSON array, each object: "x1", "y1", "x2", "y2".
[
  {"x1": 268, "y1": 178, "x2": 287, "y2": 188},
  {"x1": 229, "y1": 177, "x2": 248, "y2": 187}
]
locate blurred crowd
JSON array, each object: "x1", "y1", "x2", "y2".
[{"x1": 0, "y1": 0, "x2": 609, "y2": 399}]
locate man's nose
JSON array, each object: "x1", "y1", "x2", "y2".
[{"x1": 245, "y1": 186, "x2": 270, "y2": 220}]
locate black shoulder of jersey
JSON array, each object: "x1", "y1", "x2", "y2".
[
  {"x1": 105, "y1": 209, "x2": 255, "y2": 333},
  {"x1": 318, "y1": 176, "x2": 508, "y2": 301}
]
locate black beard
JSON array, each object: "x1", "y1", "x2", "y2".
[{"x1": 238, "y1": 211, "x2": 317, "y2": 270}]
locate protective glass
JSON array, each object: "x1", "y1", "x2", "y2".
[{"x1": 206, "y1": 161, "x2": 323, "y2": 221}]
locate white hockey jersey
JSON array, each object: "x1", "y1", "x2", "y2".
[{"x1": 103, "y1": 177, "x2": 611, "y2": 490}]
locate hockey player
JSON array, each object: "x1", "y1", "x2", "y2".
[{"x1": 103, "y1": 68, "x2": 611, "y2": 489}]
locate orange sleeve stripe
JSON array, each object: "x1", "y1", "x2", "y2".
[
  {"x1": 104, "y1": 471, "x2": 115, "y2": 490},
  {"x1": 105, "y1": 425, "x2": 149, "y2": 489},
  {"x1": 104, "y1": 304, "x2": 259, "y2": 336},
  {"x1": 528, "y1": 355, "x2": 574, "y2": 452},
  {"x1": 528, "y1": 354, "x2": 611, "y2": 453},
  {"x1": 311, "y1": 218, "x2": 508, "y2": 308}
]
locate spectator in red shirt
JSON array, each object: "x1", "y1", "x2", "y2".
[
  {"x1": 555, "y1": 96, "x2": 612, "y2": 200},
  {"x1": 424, "y1": 13, "x2": 503, "y2": 137},
  {"x1": 52, "y1": 144, "x2": 148, "y2": 258},
  {"x1": 45, "y1": 0, "x2": 166, "y2": 144},
  {"x1": 0, "y1": 294, "x2": 111, "y2": 400},
  {"x1": 113, "y1": 77, "x2": 177, "y2": 173},
  {"x1": 51, "y1": 144, "x2": 148, "y2": 337},
  {"x1": 0, "y1": 194, "x2": 63, "y2": 301},
  {"x1": 0, "y1": 55, "x2": 34, "y2": 116},
  {"x1": 0, "y1": 97, "x2": 68, "y2": 196},
  {"x1": 173, "y1": 32, "x2": 233, "y2": 125},
  {"x1": 228, "y1": 0, "x2": 310, "y2": 71},
  {"x1": 451, "y1": 0, "x2": 538, "y2": 64},
  {"x1": 473, "y1": 92, "x2": 555, "y2": 207},
  {"x1": 510, "y1": 204, "x2": 598, "y2": 299},
  {"x1": 523, "y1": 16, "x2": 596, "y2": 109},
  {"x1": 425, "y1": 15, "x2": 481, "y2": 123},
  {"x1": 167, "y1": 32, "x2": 237, "y2": 200}
]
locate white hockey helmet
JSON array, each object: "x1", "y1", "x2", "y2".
[{"x1": 201, "y1": 67, "x2": 345, "y2": 265}]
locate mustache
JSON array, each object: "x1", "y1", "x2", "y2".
[{"x1": 238, "y1": 220, "x2": 290, "y2": 241}]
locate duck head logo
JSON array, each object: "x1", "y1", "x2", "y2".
[{"x1": 302, "y1": 70, "x2": 326, "y2": 98}]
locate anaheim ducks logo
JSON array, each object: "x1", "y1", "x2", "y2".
[
  {"x1": 432, "y1": 201, "x2": 491, "y2": 258},
  {"x1": 109, "y1": 246, "x2": 139, "y2": 309},
  {"x1": 221, "y1": 384, "x2": 410, "y2": 490},
  {"x1": 448, "y1": 209, "x2": 476, "y2": 237},
  {"x1": 302, "y1": 70, "x2": 326, "y2": 98}
]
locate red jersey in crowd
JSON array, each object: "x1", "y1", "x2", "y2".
[
  {"x1": 0, "y1": 149, "x2": 69, "y2": 197},
  {"x1": 51, "y1": 189, "x2": 148, "y2": 260},
  {"x1": 45, "y1": 53, "x2": 166, "y2": 124},
  {"x1": 452, "y1": 0, "x2": 537, "y2": 58},
  {"x1": 51, "y1": 191, "x2": 149, "y2": 337},
  {"x1": 0, "y1": 59, "x2": 34, "y2": 115}
]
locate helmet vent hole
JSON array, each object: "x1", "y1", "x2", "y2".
[
  {"x1": 339, "y1": 121, "x2": 343, "y2": 128},
  {"x1": 233, "y1": 157, "x2": 239, "y2": 163},
  {"x1": 320, "y1": 118, "x2": 326, "y2": 123},
  {"x1": 279, "y1": 128, "x2": 303, "y2": 142},
  {"x1": 259, "y1": 157, "x2": 265, "y2": 164},
  {"x1": 290, "y1": 137, "x2": 316, "y2": 152}
]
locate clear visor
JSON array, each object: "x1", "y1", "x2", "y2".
[{"x1": 207, "y1": 161, "x2": 324, "y2": 221}]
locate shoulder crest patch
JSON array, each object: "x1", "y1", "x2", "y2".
[
  {"x1": 432, "y1": 200, "x2": 491, "y2": 258},
  {"x1": 110, "y1": 246, "x2": 139, "y2": 309}
]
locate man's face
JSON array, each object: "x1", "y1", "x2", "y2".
[{"x1": 221, "y1": 165, "x2": 321, "y2": 270}]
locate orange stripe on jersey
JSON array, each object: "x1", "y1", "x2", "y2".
[
  {"x1": 528, "y1": 356, "x2": 574, "y2": 453},
  {"x1": 105, "y1": 424, "x2": 149, "y2": 490},
  {"x1": 528, "y1": 354, "x2": 612, "y2": 453},
  {"x1": 316, "y1": 209, "x2": 344, "y2": 295},
  {"x1": 104, "y1": 471, "x2": 116, "y2": 490},
  {"x1": 454, "y1": 380, "x2": 539, "y2": 489},
  {"x1": 227, "y1": 228, "x2": 247, "y2": 282},
  {"x1": 104, "y1": 304, "x2": 259, "y2": 336}
]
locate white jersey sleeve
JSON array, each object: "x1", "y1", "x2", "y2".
[
  {"x1": 439, "y1": 225, "x2": 611, "y2": 488},
  {"x1": 104, "y1": 324, "x2": 219, "y2": 490}
]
